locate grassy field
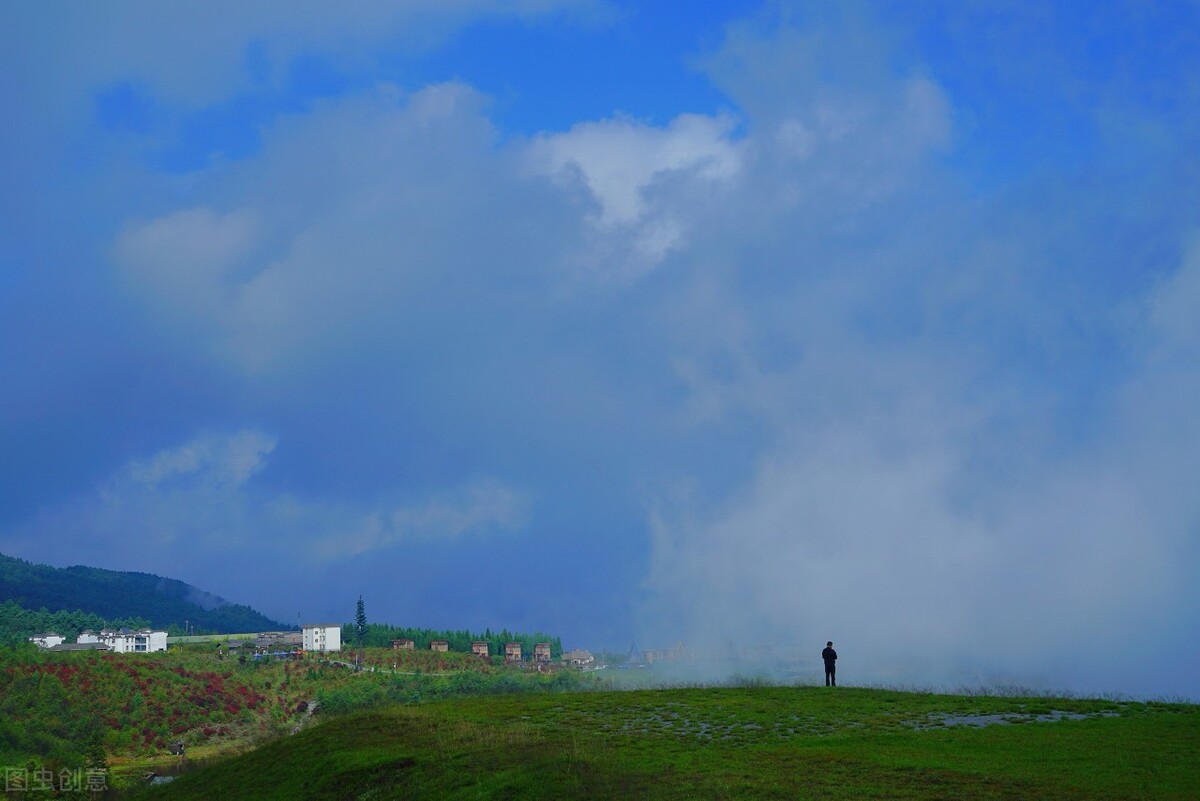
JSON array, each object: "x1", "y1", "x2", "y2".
[
  {"x1": 135, "y1": 685, "x2": 1198, "y2": 800},
  {"x1": 0, "y1": 643, "x2": 592, "y2": 780}
]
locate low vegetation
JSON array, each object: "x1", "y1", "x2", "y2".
[
  {"x1": 2, "y1": 642, "x2": 1195, "y2": 799},
  {"x1": 0, "y1": 643, "x2": 594, "y2": 788},
  {"x1": 135, "y1": 686, "x2": 1198, "y2": 800}
]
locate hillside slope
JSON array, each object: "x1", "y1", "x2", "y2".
[
  {"x1": 0, "y1": 552, "x2": 287, "y2": 633},
  {"x1": 140, "y1": 688, "x2": 1199, "y2": 800}
]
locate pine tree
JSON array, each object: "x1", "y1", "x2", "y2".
[
  {"x1": 84, "y1": 732, "x2": 108, "y2": 773},
  {"x1": 354, "y1": 596, "x2": 367, "y2": 648}
]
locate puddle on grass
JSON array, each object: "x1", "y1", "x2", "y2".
[
  {"x1": 593, "y1": 701, "x2": 1123, "y2": 745},
  {"x1": 908, "y1": 710, "x2": 1118, "y2": 730}
]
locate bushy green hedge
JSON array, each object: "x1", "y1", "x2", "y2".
[{"x1": 313, "y1": 667, "x2": 595, "y2": 716}]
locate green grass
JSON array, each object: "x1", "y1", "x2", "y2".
[
  {"x1": 0, "y1": 644, "x2": 594, "y2": 772},
  {"x1": 138, "y1": 686, "x2": 1199, "y2": 800}
]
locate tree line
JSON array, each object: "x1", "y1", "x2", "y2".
[
  {"x1": 0, "y1": 600, "x2": 153, "y2": 645},
  {"x1": 346, "y1": 623, "x2": 563, "y2": 659}
]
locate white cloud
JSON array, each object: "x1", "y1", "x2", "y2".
[
  {"x1": 642, "y1": 350, "x2": 1192, "y2": 692},
  {"x1": 1148, "y1": 238, "x2": 1200, "y2": 356},
  {"x1": 529, "y1": 113, "x2": 741, "y2": 225},
  {"x1": 314, "y1": 482, "x2": 529, "y2": 559},
  {"x1": 8, "y1": 1, "x2": 1197, "y2": 694},
  {"x1": 115, "y1": 207, "x2": 259, "y2": 326},
  {"x1": 2, "y1": 430, "x2": 527, "y2": 570},
  {"x1": 124, "y1": 429, "x2": 276, "y2": 489},
  {"x1": 527, "y1": 112, "x2": 742, "y2": 269},
  {"x1": 626, "y1": 9, "x2": 1198, "y2": 697},
  {"x1": 644, "y1": 429, "x2": 988, "y2": 655},
  {"x1": 110, "y1": 82, "x2": 540, "y2": 371}
]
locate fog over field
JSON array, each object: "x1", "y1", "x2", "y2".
[{"x1": 2, "y1": 2, "x2": 1198, "y2": 699}]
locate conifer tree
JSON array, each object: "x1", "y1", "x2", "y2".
[
  {"x1": 355, "y1": 596, "x2": 367, "y2": 648},
  {"x1": 84, "y1": 732, "x2": 108, "y2": 773}
]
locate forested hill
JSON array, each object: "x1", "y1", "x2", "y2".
[{"x1": 0, "y1": 553, "x2": 287, "y2": 634}]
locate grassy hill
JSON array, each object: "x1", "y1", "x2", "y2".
[
  {"x1": 2, "y1": 642, "x2": 1195, "y2": 799},
  {"x1": 0, "y1": 552, "x2": 287, "y2": 634},
  {"x1": 0, "y1": 644, "x2": 588, "y2": 773},
  {"x1": 136, "y1": 686, "x2": 1198, "y2": 800}
]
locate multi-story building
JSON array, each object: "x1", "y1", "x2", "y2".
[{"x1": 302, "y1": 623, "x2": 342, "y2": 653}]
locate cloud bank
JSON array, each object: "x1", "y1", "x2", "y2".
[{"x1": 2, "y1": 2, "x2": 1197, "y2": 696}]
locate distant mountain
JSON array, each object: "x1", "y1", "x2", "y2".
[{"x1": 0, "y1": 552, "x2": 289, "y2": 634}]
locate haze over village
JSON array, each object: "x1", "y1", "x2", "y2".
[{"x1": 3, "y1": 1, "x2": 1199, "y2": 701}]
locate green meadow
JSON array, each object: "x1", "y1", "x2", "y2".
[
  {"x1": 3, "y1": 646, "x2": 1195, "y2": 799},
  {"x1": 137, "y1": 685, "x2": 1198, "y2": 800}
]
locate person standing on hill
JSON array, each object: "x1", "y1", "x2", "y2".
[{"x1": 822, "y1": 641, "x2": 837, "y2": 686}]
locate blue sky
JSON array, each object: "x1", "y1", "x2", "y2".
[{"x1": 2, "y1": 1, "x2": 1199, "y2": 698}]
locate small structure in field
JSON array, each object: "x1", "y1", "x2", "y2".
[
  {"x1": 391, "y1": 639, "x2": 415, "y2": 650},
  {"x1": 644, "y1": 641, "x2": 688, "y2": 665},
  {"x1": 505, "y1": 642, "x2": 522, "y2": 663},
  {"x1": 471, "y1": 641, "x2": 489, "y2": 658},
  {"x1": 562, "y1": 649, "x2": 594, "y2": 668},
  {"x1": 430, "y1": 640, "x2": 449, "y2": 652},
  {"x1": 534, "y1": 642, "x2": 552, "y2": 663}
]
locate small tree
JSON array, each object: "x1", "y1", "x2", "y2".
[
  {"x1": 355, "y1": 596, "x2": 367, "y2": 650},
  {"x1": 84, "y1": 731, "x2": 109, "y2": 774}
]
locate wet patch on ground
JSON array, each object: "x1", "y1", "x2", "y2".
[
  {"x1": 556, "y1": 699, "x2": 1127, "y2": 744},
  {"x1": 905, "y1": 709, "x2": 1120, "y2": 730}
]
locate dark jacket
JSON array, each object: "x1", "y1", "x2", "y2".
[{"x1": 822, "y1": 647, "x2": 837, "y2": 666}]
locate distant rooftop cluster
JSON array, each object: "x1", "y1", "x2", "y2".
[{"x1": 29, "y1": 628, "x2": 168, "y2": 653}]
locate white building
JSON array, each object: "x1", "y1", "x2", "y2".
[
  {"x1": 302, "y1": 623, "x2": 342, "y2": 653},
  {"x1": 78, "y1": 628, "x2": 167, "y2": 653},
  {"x1": 29, "y1": 632, "x2": 66, "y2": 649}
]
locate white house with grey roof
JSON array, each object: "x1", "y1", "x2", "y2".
[
  {"x1": 29, "y1": 632, "x2": 65, "y2": 649},
  {"x1": 302, "y1": 623, "x2": 342, "y2": 653}
]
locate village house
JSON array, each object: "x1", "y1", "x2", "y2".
[
  {"x1": 77, "y1": 628, "x2": 167, "y2": 653},
  {"x1": 562, "y1": 649, "x2": 594, "y2": 668},
  {"x1": 504, "y1": 642, "x2": 522, "y2": 663},
  {"x1": 302, "y1": 623, "x2": 342, "y2": 653},
  {"x1": 256, "y1": 631, "x2": 301, "y2": 647},
  {"x1": 533, "y1": 643, "x2": 552, "y2": 663},
  {"x1": 430, "y1": 640, "x2": 449, "y2": 652},
  {"x1": 391, "y1": 639, "x2": 415, "y2": 650},
  {"x1": 471, "y1": 641, "x2": 489, "y2": 658},
  {"x1": 28, "y1": 632, "x2": 65, "y2": 649},
  {"x1": 643, "y1": 641, "x2": 688, "y2": 665}
]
